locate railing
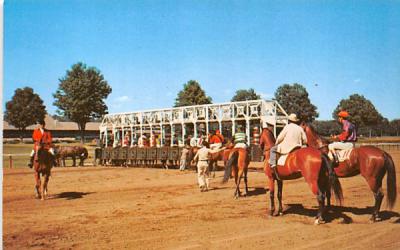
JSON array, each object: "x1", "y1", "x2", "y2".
[
  {"x1": 356, "y1": 143, "x2": 400, "y2": 151},
  {"x1": 3, "y1": 153, "x2": 30, "y2": 168}
]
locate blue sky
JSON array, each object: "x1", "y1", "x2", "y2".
[{"x1": 4, "y1": 0, "x2": 400, "y2": 120}]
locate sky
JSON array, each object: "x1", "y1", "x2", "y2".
[{"x1": 3, "y1": 0, "x2": 400, "y2": 120}]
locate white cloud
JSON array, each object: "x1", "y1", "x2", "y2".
[
  {"x1": 354, "y1": 79, "x2": 361, "y2": 83},
  {"x1": 115, "y1": 95, "x2": 130, "y2": 103}
]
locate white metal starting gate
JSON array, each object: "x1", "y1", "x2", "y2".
[{"x1": 99, "y1": 99, "x2": 288, "y2": 147}]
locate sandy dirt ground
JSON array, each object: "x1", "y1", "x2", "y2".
[{"x1": 3, "y1": 151, "x2": 400, "y2": 250}]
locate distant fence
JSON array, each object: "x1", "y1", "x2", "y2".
[
  {"x1": 3, "y1": 153, "x2": 30, "y2": 169},
  {"x1": 356, "y1": 143, "x2": 400, "y2": 151}
]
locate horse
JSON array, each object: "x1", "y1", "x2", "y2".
[
  {"x1": 55, "y1": 145, "x2": 88, "y2": 167},
  {"x1": 222, "y1": 146, "x2": 250, "y2": 199},
  {"x1": 259, "y1": 127, "x2": 343, "y2": 224},
  {"x1": 208, "y1": 140, "x2": 233, "y2": 177},
  {"x1": 302, "y1": 123, "x2": 397, "y2": 222},
  {"x1": 34, "y1": 146, "x2": 54, "y2": 200}
]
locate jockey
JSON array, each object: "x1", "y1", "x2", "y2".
[
  {"x1": 233, "y1": 125, "x2": 247, "y2": 149},
  {"x1": 28, "y1": 120, "x2": 56, "y2": 168},
  {"x1": 269, "y1": 113, "x2": 307, "y2": 175},
  {"x1": 328, "y1": 111, "x2": 357, "y2": 163},
  {"x1": 209, "y1": 129, "x2": 225, "y2": 151}
]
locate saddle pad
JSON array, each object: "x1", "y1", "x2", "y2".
[
  {"x1": 336, "y1": 148, "x2": 353, "y2": 162},
  {"x1": 277, "y1": 154, "x2": 288, "y2": 166}
]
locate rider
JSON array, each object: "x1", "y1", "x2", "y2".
[
  {"x1": 209, "y1": 129, "x2": 225, "y2": 151},
  {"x1": 28, "y1": 120, "x2": 56, "y2": 168},
  {"x1": 269, "y1": 113, "x2": 307, "y2": 176},
  {"x1": 232, "y1": 125, "x2": 247, "y2": 149},
  {"x1": 328, "y1": 110, "x2": 357, "y2": 164}
]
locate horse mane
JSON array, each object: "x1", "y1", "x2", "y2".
[{"x1": 303, "y1": 122, "x2": 330, "y2": 147}]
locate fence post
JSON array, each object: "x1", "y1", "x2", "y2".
[{"x1": 9, "y1": 155, "x2": 13, "y2": 168}]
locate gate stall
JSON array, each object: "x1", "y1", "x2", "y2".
[{"x1": 98, "y1": 99, "x2": 288, "y2": 164}]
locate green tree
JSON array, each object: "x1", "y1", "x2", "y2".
[
  {"x1": 231, "y1": 88, "x2": 261, "y2": 102},
  {"x1": 5, "y1": 87, "x2": 47, "y2": 140},
  {"x1": 389, "y1": 119, "x2": 400, "y2": 136},
  {"x1": 174, "y1": 80, "x2": 212, "y2": 107},
  {"x1": 274, "y1": 83, "x2": 319, "y2": 122},
  {"x1": 333, "y1": 94, "x2": 383, "y2": 127},
  {"x1": 53, "y1": 62, "x2": 112, "y2": 142},
  {"x1": 311, "y1": 120, "x2": 341, "y2": 136}
]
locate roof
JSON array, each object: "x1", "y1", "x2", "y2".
[{"x1": 3, "y1": 114, "x2": 100, "y2": 131}]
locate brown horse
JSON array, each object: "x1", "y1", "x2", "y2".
[
  {"x1": 222, "y1": 147, "x2": 250, "y2": 199},
  {"x1": 55, "y1": 145, "x2": 88, "y2": 167},
  {"x1": 302, "y1": 123, "x2": 397, "y2": 222},
  {"x1": 259, "y1": 128, "x2": 343, "y2": 224},
  {"x1": 208, "y1": 141, "x2": 233, "y2": 177},
  {"x1": 34, "y1": 147, "x2": 54, "y2": 200}
]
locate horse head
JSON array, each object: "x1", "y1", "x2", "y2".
[{"x1": 301, "y1": 122, "x2": 330, "y2": 153}]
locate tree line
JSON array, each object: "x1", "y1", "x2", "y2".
[{"x1": 5, "y1": 62, "x2": 400, "y2": 142}]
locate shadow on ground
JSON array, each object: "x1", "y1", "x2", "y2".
[{"x1": 54, "y1": 192, "x2": 94, "y2": 200}]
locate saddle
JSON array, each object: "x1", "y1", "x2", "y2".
[
  {"x1": 334, "y1": 148, "x2": 354, "y2": 162},
  {"x1": 276, "y1": 146, "x2": 303, "y2": 167}
]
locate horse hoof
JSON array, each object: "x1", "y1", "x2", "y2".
[
  {"x1": 370, "y1": 216, "x2": 382, "y2": 223},
  {"x1": 314, "y1": 218, "x2": 326, "y2": 225},
  {"x1": 278, "y1": 212, "x2": 283, "y2": 216}
]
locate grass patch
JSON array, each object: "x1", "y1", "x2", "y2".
[{"x1": 2, "y1": 143, "x2": 97, "y2": 168}]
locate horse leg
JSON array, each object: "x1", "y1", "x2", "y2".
[
  {"x1": 34, "y1": 172, "x2": 41, "y2": 199},
  {"x1": 234, "y1": 166, "x2": 240, "y2": 199},
  {"x1": 42, "y1": 173, "x2": 50, "y2": 200},
  {"x1": 371, "y1": 188, "x2": 384, "y2": 222},
  {"x1": 269, "y1": 177, "x2": 275, "y2": 216},
  {"x1": 277, "y1": 180, "x2": 283, "y2": 216},
  {"x1": 72, "y1": 156, "x2": 76, "y2": 167},
  {"x1": 315, "y1": 190, "x2": 326, "y2": 225},
  {"x1": 243, "y1": 166, "x2": 249, "y2": 196}
]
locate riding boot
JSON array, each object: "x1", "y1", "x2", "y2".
[
  {"x1": 332, "y1": 153, "x2": 339, "y2": 167},
  {"x1": 271, "y1": 165, "x2": 281, "y2": 181},
  {"x1": 27, "y1": 156, "x2": 34, "y2": 168}
]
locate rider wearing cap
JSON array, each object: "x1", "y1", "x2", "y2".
[
  {"x1": 28, "y1": 120, "x2": 56, "y2": 168},
  {"x1": 269, "y1": 113, "x2": 307, "y2": 176},
  {"x1": 328, "y1": 111, "x2": 357, "y2": 163},
  {"x1": 209, "y1": 129, "x2": 225, "y2": 151}
]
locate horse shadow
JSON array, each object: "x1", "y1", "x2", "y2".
[
  {"x1": 246, "y1": 187, "x2": 267, "y2": 197},
  {"x1": 284, "y1": 203, "x2": 400, "y2": 223},
  {"x1": 54, "y1": 192, "x2": 94, "y2": 200}
]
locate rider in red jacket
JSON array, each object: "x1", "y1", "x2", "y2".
[{"x1": 28, "y1": 120, "x2": 55, "y2": 168}]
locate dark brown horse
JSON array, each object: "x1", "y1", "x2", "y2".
[
  {"x1": 302, "y1": 123, "x2": 397, "y2": 222},
  {"x1": 222, "y1": 147, "x2": 250, "y2": 199},
  {"x1": 259, "y1": 128, "x2": 343, "y2": 224},
  {"x1": 34, "y1": 147, "x2": 54, "y2": 200},
  {"x1": 55, "y1": 145, "x2": 88, "y2": 167}
]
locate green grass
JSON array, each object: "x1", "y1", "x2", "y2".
[{"x1": 2, "y1": 143, "x2": 97, "y2": 168}]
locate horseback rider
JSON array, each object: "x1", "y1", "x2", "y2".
[
  {"x1": 209, "y1": 129, "x2": 225, "y2": 151},
  {"x1": 28, "y1": 120, "x2": 56, "y2": 168},
  {"x1": 269, "y1": 113, "x2": 307, "y2": 176},
  {"x1": 233, "y1": 125, "x2": 247, "y2": 149},
  {"x1": 328, "y1": 110, "x2": 357, "y2": 164}
]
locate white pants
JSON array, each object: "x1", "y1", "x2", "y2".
[
  {"x1": 328, "y1": 142, "x2": 354, "y2": 159},
  {"x1": 210, "y1": 143, "x2": 222, "y2": 150},
  {"x1": 179, "y1": 159, "x2": 187, "y2": 171},
  {"x1": 197, "y1": 161, "x2": 209, "y2": 189},
  {"x1": 31, "y1": 148, "x2": 55, "y2": 156},
  {"x1": 328, "y1": 142, "x2": 354, "y2": 151},
  {"x1": 234, "y1": 143, "x2": 247, "y2": 149}
]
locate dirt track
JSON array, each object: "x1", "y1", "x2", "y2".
[{"x1": 3, "y1": 152, "x2": 400, "y2": 250}]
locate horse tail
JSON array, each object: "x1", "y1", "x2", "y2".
[
  {"x1": 322, "y1": 153, "x2": 343, "y2": 205},
  {"x1": 223, "y1": 151, "x2": 238, "y2": 183},
  {"x1": 383, "y1": 152, "x2": 397, "y2": 209}
]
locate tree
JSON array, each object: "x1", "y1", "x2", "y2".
[
  {"x1": 333, "y1": 94, "x2": 383, "y2": 127},
  {"x1": 274, "y1": 83, "x2": 319, "y2": 122},
  {"x1": 53, "y1": 62, "x2": 112, "y2": 142},
  {"x1": 231, "y1": 88, "x2": 261, "y2": 102},
  {"x1": 5, "y1": 87, "x2": 47, "y2": 140},
  {"x1": 174, "y1": 80, "x2": 212, "y2": 107}
]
